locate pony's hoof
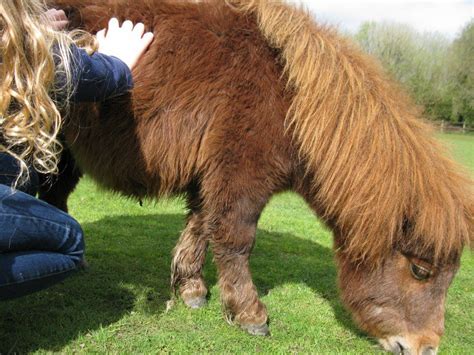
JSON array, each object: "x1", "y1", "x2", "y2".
[
  {"x1": 241, "y1": 323, "x2": 270, "y2": 336},
  {"x1": 184, "y1": 296, "x2": 207, "y2": 309}
]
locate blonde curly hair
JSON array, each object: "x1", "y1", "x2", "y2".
[{"x1": 0, "y1": 0, "x2": 95, "y2": 186}]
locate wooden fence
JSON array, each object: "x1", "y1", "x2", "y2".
[{"x1": 436, "y1": 121, "x2": 474, "y2": 134}]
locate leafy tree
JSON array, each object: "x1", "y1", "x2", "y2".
[
  {"x1": 449, "y1": 20, "x2": 474, "y2": 125},
  {"x1": 354, "y1": 22, "x2": 453, "y2": 121}
]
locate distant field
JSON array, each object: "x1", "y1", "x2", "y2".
[{"x1": 0, "y1": 134, "x2": 472, "y2": 353}]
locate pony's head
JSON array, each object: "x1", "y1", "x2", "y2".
[
  {"x1": 327, "y1": 146, "x2": 472, "y2": 354},
  {"x1": 336, "y1": 247, "x2": 460, "y2": 355}
]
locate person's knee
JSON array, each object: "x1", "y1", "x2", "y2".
[{"x1": 64, "y1": 218, "x2": 86, "y2": 265}]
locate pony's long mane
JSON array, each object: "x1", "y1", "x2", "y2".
[{"x1": 230, "y1": 0, "x2": 473, "y2": 264}]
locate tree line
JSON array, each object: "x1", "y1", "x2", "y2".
[{"x1": 354, "y1": 20, "x2": 473, "y2": 126}]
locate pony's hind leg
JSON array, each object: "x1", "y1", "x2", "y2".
[{"x1": 171, "y1": 186, "x2": 209, "y2": 308}]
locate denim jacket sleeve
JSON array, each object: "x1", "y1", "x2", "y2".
[{"x1": 66, "y1": 45, "x2": 134, "y2": 102}]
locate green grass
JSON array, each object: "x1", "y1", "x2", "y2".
[
  {"x1": 438, "y1": 133, "x2": 474, "y2": 173},
  {"x1": 0, "y1": 133, "x2": 472, "y2": 353}
]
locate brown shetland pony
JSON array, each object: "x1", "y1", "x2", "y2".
[{"x1": 45, "y1": 0, "x2": 473, "y2": 353}]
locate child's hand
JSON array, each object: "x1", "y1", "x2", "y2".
[
  {"x1": 97, "y1": 18, "x2": 154, "y2": 71},
  {"x1": 44, "y1": 8, "x2": 69, "y2": 30}
]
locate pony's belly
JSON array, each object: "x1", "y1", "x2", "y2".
[
  {"x1": 73, "y1": 148, "x2": 151, "y2": 198},
  {"x1": 65, "y1": 123, "x2": 153, "y2": 199}
]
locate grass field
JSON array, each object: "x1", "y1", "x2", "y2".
[{"x1": 0, "y1": 133, "x2": 472, "y2": 353}]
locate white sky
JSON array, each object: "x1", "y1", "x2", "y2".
[{"x1": 291, "y1": 0, "x2": 473, "y2": 38}]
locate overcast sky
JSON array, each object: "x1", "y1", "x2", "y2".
[{"x1": 291, "y1": 0, "x2": 473, "y2": 38}]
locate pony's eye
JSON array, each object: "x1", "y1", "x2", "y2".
[{"x1": 410, "y1": 263, "x2": 431, "y2": 281}]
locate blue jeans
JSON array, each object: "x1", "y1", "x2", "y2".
[{"x1": 0, "y1": 153, "x2": 85, "y2": 300}]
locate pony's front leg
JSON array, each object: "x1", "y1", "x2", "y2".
[
  {"x1": 209, "y1": 197, "x2": 269, "y2": 336},
  {"x1": 171, "y1": 189, "x2": 208, "y2": 308}
]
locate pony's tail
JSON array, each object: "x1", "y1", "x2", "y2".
[{"x1": 230, "y1": 0, "x2": 473, "y2": 264}]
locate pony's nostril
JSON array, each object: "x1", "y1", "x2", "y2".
[{"x1": 422, "y1": 346, "x2": 437, "y2": 355}]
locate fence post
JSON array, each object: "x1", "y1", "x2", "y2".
[
  {"x1": 462, "y1": 122, "x2": 466, "y2": 134},
  {"x1": 440, "y1": 120, "x2": 445, "y2": 133}
]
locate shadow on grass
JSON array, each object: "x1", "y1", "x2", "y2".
[{"x1": 0, "y1": 213, "x2": 362, "y2": 352}]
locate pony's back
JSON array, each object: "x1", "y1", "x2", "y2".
[{"x1": 59, "y1": 0, "x2": 294, "y2": 198}]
